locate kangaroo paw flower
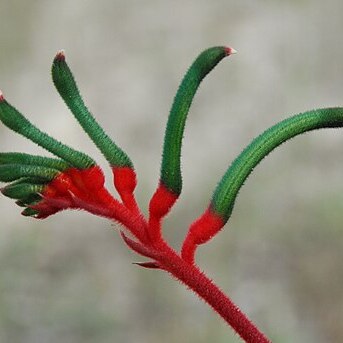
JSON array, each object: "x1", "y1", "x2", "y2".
[
  {"x1": 148, "y1": 47, "x2": 236, "y2": 243},
  {"x1": 2, "y1": 46, "x2": 341, "y2": 343}
]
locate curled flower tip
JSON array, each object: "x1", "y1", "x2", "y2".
[
  {"x1": 55, "y1": 50, "x2": 66, "y2": 61},
  {"x1": 0, "y1": 90, "x2": 4, "y2": 102},
  {"x1": 224, "y1": 47, "x2": 237, "y2": 56}
]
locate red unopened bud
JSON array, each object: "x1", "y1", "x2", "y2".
[
  {"x1": 224, "y1": 47, "x2": 237, "y2": 56},
  {"x1": 55, "y1": 50, "x2": 66, "y2": 61}
]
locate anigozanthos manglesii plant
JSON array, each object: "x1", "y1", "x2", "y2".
[{"x1": 1, "y1": 46, "x2": 342, "y2": 343}]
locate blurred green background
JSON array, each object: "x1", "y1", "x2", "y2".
[{"x1": 0, "y1": 1, "x2": 343, "y2": 342}]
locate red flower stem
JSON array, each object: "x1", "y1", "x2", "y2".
[
  {"x1": 63, "y1": 173, "x2": 269, "y2": 341},
  {"x1": 120, "y1": 192, "x2": 140, "y2": 213},
  {"x1": 154, "y1": 241, "x2": 271, "y2": 343},
  {"x1": 112, "y1": 167, "x2": 141, "y2": 214},
  {"x1": 105, "y1": 192, "x2": 269, "y2": 341},
  {"x1": 181, "y1": 208, "x2": 225, "y2": 264},
  {"x1": 147, "y1": 216, "x2": 163, "y2": 244},
  {"x1": 148, "y1": 182, "x2": 179, "y2": 243},
  {"x1": 85, "y1": 187, "x2": 149, "y2": 243}
]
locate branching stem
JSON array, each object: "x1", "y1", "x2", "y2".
[{"x1": 81, "y1": 185, "x2": 270, "y2": 343}]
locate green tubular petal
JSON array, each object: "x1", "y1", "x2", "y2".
[
  {"x1": 0, "y1": 164, "x2": 60, "y2": 182},
  {"x1": 16, "y1": 194, "x2": 42, "y2": 207},
  {"x1": 0, "y1": 152, "x2": 70, "y2": 171},
  {"x1": 21, "y1": 207, "x2": 40, "y2": 217},
  {"x1": 211, "y1": 107, "x2": 343, "y2": 222},
  {"x1": 1, "y1": 182, "x2": 45, "y2": 199},
  {"x1": 15, "y1": 200, "x2": 26, "y2": 207},
  {"x1": 160, "y1": 46, "x2": 234, "y2": 194},
  {"x1": 52, "y1": 51, "x2": 133, "y2": 168},
  {"x1": 0, "y1": 98, "x2": 95, "y2": 169},
  {"x1": 15, "y1": 200, "x2": 27, "y2": 207},
  {"x1": 10, "y1": 177, "x2": 48, "y2": 186}
]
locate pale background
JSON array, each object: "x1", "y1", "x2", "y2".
[{"x1": 0, "y1": 1, "x2": 343, "y2": 342}]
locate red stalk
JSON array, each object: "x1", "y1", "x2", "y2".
[
  {"x1": 156, "y1": 243, "x2": 270, "y2": 343},
  {"x1": 0, "y1": 153, "x2": 270, "y2": 341},
  {"x1": 74, "y1": 174, "x2": 270, "y2": 342},
  {"x1": 113, "y1": 166, "x2": 140, "y2": 212},
  {"x1": 181, "y1": 208, "x2": 225, "y2": 264},
  {"x1": 17, "y1": 163, "x2": 270, "y2": 341},
  {"x1": 148, "y1": 182, "x2": 179, "y2": 243}
]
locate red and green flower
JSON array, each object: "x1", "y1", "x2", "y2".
[{"x1": 1, "y1": 47, "x2": 342, "y2": 343}]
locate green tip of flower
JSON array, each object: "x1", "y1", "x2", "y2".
[
  {"x1": 1, "y1": 182, "x2": 45, "y2": 200},
  {"x1": 0, "y1": 164, "x2": 60, "y2": 183},
  {"x1": 210, "y1": 107, "x2": 343, "y2": 223},
  {"x1": 160, "y1": 46, "x2": 235, "y2": 195},
  {"x1": 21, "y1": 207, "x2": 40, "y2": 217},
  {"x1": 0, "y1": 152, "x2": 70, "y2": 171},
  {"x1": 0, "y1": 96, "x2": 96, "y2": 169},
  {"x1": 52, "y1": 51, "x2": 133, "y2": 169},
  {"x1": 15, "y1": 193, "x2": 42, "y2": 207}
]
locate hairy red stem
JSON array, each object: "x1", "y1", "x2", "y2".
[
  {"x1": 11, "y1": 160, "x2": 268, "y2": 341},
  {"x1": 151, "y1": 241, "x2": 270, "y2": 343},
  {"x1": 79, "y1": 182, "x2": 270, "y2": 342}
]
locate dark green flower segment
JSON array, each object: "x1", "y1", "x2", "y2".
[
  {"x1": 0, "y1": 92, "x2": 97, "y2": 217},
  {"x1": 0, "y1": 152, "x2": 70, "y2": 170},
  {"x1": 0, "y1": 97, "x2": 95, "y2": 169},
  {"x1": 160, "y1": 46, "x2": 235, "y2": 195},
  {"x1": 52, "y1": 51, "x2": 133, "y2": 169},
  {"x1": 211, "y1": 107, "x2": 343, "y2": 222}
]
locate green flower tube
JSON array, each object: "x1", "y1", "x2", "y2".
[
  {"x1": 0, "y1": 93, "x2": 95, "y2": 169},
  {"x1": 211, "y1": 107, "x2": 343, "y2": 222},
  {"x1": 52, "y1": 51, "x2": 133, "y2": 168},
  {"x1": 160, "y1": 46, "x2": 236, "y2": 195}
]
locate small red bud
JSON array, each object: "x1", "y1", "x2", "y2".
[
  {"x1": 224, "y1": 47, "x2": 237, "y2": 56},
  {"x1": 55, "y1": 50, "x2": 66, "y2": 61}
]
